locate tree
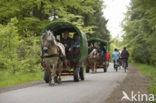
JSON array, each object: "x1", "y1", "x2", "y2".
[
  {"x1": 122, "y1": 0, "x2": 156, "y2": 65},
  {"x1": 83, "y1": 0, "x2": 110, "y2": 41},
  {"x1": 0, "y1": 0, "x2": 110, "y2": 73}
]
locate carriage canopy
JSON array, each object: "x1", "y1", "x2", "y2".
[
  {"x1": 41, "y1": 21, "x2": 88, "y2": 64},
  {"x1": 88, "y1": 37, "x2": 108, "y2": 50}
]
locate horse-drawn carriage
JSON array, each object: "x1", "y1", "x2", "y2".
[
  {"x1": 86, "y1": 37, "x2": 108, "y2": 73},
  {"x1": 41, "y1": 21, "x2": 88, "y2": 85}
]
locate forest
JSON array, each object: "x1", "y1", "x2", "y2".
[
  {"x1": 122, "y1": 0, "x2": 156, "y2": 65},
  {"x1": 0, "y1": 0, "x2": 155, "y2": 75},
  {"x1": 0, "y1": 0, "x2": 110, "y2": 73}
]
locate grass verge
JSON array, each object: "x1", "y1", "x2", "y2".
[
  {"x1": 0, "y1": 70, "x2": 43, "y2": 88},
  {"x1": 133, "y1": 63, "x2": 156, "y2": 96}
]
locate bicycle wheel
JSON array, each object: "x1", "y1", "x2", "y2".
[{"x1": 123, "y1": 62, "x2": 127, "y2": 72}]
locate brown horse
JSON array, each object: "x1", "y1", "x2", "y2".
[
  {"x1": 41, "y1": 30, "x2": 65, "y2": 86},
  {"x1": 88, "y1": 48, "x2": 100, "y2": 73}
]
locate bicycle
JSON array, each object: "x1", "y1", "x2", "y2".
[
  {"x1": 114, "y1": 60, "x2": 118, "y2": 72},
  {"x1": 122, "y1": 58, "x2": 128, "y2": 72}
]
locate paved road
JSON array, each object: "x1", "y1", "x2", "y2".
[{"x1": 0, "y1": 64, "x2": 127, "y2": 103}]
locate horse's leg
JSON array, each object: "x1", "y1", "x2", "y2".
[
  {"x1": 49, "y1": 64, "x2": 56, "y2": 86},
  {"x1": 95, "y1": 63, "x2": 97, "y2": 73},
  {"x1": 44, "y1": 63, "x2": 52, "y2": 85},
  {"x1": 47, "y1": 65, "x2": 52, "y2": 86},
  {"x1": 58, "y1": 72, "x2": 62, "y2": 84},
  {"x1": 94, "y1": 63, "x2": 96, "y2": 73},
  {"x1": 91, "y1": 65, "x2": 94, "y2": 73},
  {"x1": 49, "y1": 71, "x2": 53, "y2": 86},
  {"x1": 58, "y1": 61, "x2": 62, "y2": 84},
  {"x1": 90, "y1": 60, "x2": 94, "y2": 73}
]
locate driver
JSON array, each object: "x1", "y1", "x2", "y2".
[{"x1": 61, "y1": 31, "x2": 72, "y2": 59}]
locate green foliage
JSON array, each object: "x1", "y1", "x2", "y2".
[
  {"x1": 134, "y1": 63, "x2": 156, "y2": 96},
  {"x1": 0, "y1": 18, "x2": 42, "y2": 73},
  {"x1": 84, "y1": 0, "x2": 110, "y2": 41},
  {"x1": 109, "y1": 38, "x2": 122, "y2": 52},
  {"x1": 18, "y1": 36, "x2": 42, "y2": 73},
  {"x1": 0, "y1": 18, "x2": 20, "y2": 72},
  {"x1": 0, "y1": 0, "x2": 110, "y2": 75},
  {"x1": 122, "y1": 0, "x2": 156, "y2": 65}
]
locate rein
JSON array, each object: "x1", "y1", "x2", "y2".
[{"x1": 41, "y1": 54, "x2": 60, "y2": 58}]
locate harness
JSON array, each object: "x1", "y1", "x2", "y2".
[
  {"x1": 41, "y1": 46, "x2": 62, "y2": 58},
  {"x1": 41, "y1": 54, "x2": 60, "y2": 58},
  {"x1": 41, "y1": 46, "x2": 65, "y2": 69}
]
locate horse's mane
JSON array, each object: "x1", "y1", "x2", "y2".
[{"x1": 41, "y1": 30, "x2": 57, "y2": 45}]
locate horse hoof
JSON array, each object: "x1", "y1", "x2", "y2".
[
  {"x1": 58, "y1": 81, "x2": 62, "y2": 84},
  {"x1": 58, "y1": 78, "x2": 62, "y2": 84},
  {"x1": 50, "y1": 83, "x2": 55, "y2": 86},
  {"x1": 49, "y1": 82, "x2": 55, "y2": 86}
]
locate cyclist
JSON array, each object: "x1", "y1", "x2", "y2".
[
  {"x1": 121, "y1": 47, "x2": 129, "y2": 67},
  {"x1": 112, "y1": 48, "x2": 120, "y2": 68}
]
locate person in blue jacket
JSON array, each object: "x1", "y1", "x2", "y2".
[{"x1": 112, "y1": 48, "x2": 120, "y2": 68}]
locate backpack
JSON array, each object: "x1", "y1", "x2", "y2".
[{"x1": 121, "y1": 50, "x2": 129, "y2": 58}]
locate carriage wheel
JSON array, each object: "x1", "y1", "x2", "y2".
[
  {"x1": 44, "y1": 70, "x2": 50, "y2": 83},
  {"x1": 103, "y1": 65, "x2": 107, "y2": 72},
  {"x1": 86, "y1": 65, "x2": 90, "y2": 73},
  {"x1": 115, "y1": 66, "x2": 118, "y2": 72},
  {"x1": 79, "y1": 67, "x2": 85, "y2": 80},
  {"x1": 123, "y1": 62, "x2": 127, "y2": 72},
  {"x1": 73, "y1": 67, "x2": 79, "y2": 82}
]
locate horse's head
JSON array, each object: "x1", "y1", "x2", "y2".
[
  {"x1": 93, "y1": 49, "x2": 99, "y2": 58},
  {"x1": 41, "y1": 30, "x2": 56, "y2": 53},
  {"x1": 89, "y1": 48, "x2": 99, "y2": 59}
]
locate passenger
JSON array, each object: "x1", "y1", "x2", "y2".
[
  {"x1": 70, "y1": 33, "x2": 80, "y2": 59},
  {"x1": 99, "y1": 43, "x2": 106, "y2": 60},
  {"x1": 94, "y1": 42, "x2": 99, "y2": 49},
  {"x1": 61, "y1": 31, "x2": 72, "y2": 48},
  {"x1": 61, "y1": 31, "x2": 72, "y2": 59},
  {"x1": 99, "y1": 43, "x2": 104, "y2": 56},
  {"x1": 70, "y1": 33, "x2": 80, "y2": 49}
]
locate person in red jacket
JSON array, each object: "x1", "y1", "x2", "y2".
[
  {"x1": 105, "y1": 51, "x2": 110, "y2": 67},
  {"x1": 106, "y1": 52, "x2": 110, "y2": 60}
]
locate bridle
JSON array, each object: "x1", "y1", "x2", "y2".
[
  {"x1": 41, "y1": 43, "x2": 61, "y2": 59},
  {"x1": 41, "y1": 31, "x2": 62, "y2": 59}
]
